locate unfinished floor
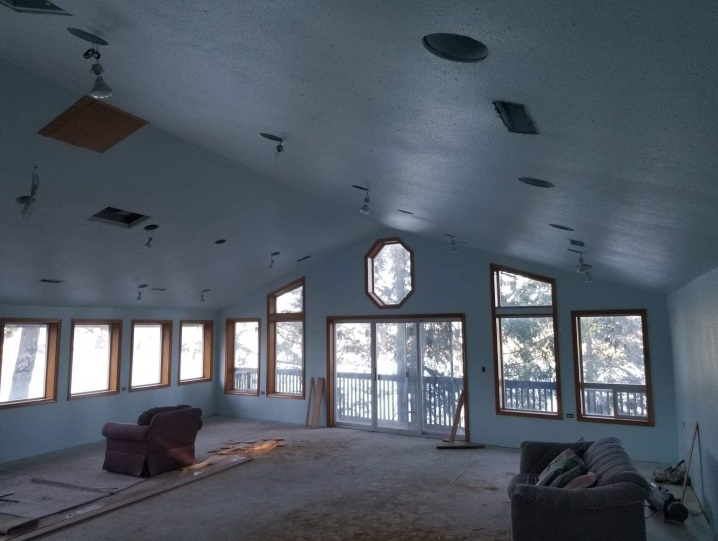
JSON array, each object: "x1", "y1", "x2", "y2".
[{"x1": 1, "y1": 417, "x2": 713, "y2": 541}]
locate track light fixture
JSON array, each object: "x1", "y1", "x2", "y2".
[
  {"x1": 68, "y1": 28, "x2": 112, "y2": 99},
  {"x1": 144, "y1": 224, "x2": 159, "y2": 249},
  {"x1": 260, "y1": 133, "x2": 284, "y2": 163},
  {"x1": 16, "y1": 166, "x2": 40, "y2": 220},
  {"x1": 269, "y1": 251, "x2": 280, "y2": 269},
  {"x1": 359, "y1": 189, "x2": 370, "y2": 215}
]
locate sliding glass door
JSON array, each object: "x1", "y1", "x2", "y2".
[{"x1": 332, "y1": 316, "x2": 465, "y2": 436}]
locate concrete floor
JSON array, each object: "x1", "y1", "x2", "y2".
[{"x1": 1, "y1": 417, "x2": 714, "y2": 541}]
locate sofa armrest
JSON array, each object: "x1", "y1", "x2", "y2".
[
  {"x1": 102, "y1": 422, "x2": 150, "y2": 442},
  {"x1": 512, "y1": 481, "x2": 648, "y2": 510},
  {"x1": 519, "y1": 440, "x2": 591, "y2": 474}
]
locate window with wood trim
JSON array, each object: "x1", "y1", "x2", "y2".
[
  {"x1": 365, "y1": 238, "x2": 414, "y2": 308},
  {"x1": 225, "y1": 318, "x2": 260, "y2": 395},
  {"x1": 572, "y1": 310, "x2": 653, "y2": 425},
  {"x1": 0, "y1": 318, "x2": 61, "y2": 408},
  {"x1": 69, "y1": 320, "x2": 122, "y2": 398},
  {"x1": 179, "y1": 320, "x2": 213, "y2": 384},
  {"x1": 130, "y1": 320, "x2": 172, "y2": 390},
  {"x1": 491, "y1": 265, "x2": 561, "y2": 418},
  {"x1": 267, "y1": 278, "x2": 304, "y2": 398}
]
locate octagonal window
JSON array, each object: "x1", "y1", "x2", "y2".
[{"x1": 366, "y1": 238, "x2": 414, "y2": 308}]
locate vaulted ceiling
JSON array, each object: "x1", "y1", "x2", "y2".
[{"x1": 1, "y1": 0, "x2": 717, "y2": 309}]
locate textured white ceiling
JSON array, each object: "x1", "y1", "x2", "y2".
[{"x1": 1, "y1": 0, "x2": 717, "y2": 308}]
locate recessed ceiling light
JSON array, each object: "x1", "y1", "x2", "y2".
[
  {"x1": 519, "y1": 177, "x2": 554, "y2": 188},
  {"x1": 549, "y1": 223, "x2": 574, "y2": 231},
  {"x1": 215, "y1": 239, "x2": 226, "y2": 245},
  {"x1": 422, "y1": 33, "x2": 488, "y2": 63}
]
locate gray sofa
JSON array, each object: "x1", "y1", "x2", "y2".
[{"x1": 507, "y1": 437, "x2": 650, "y2": 541}]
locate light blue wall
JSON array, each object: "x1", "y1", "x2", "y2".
[
  {"x1": 668, "y1": 267, "x2": 718, "y2": 534},
  {"x1": 218, "y1": 230, "x2": 678, "y2": 462},
  {"x1": 0, "y1": 304, "x2": 218, "y2": 463}
]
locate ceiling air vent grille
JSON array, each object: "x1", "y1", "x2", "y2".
[
  {"x1": 493, "y1": 101, "x2": 538, "y2": 134},
  {"x1": 0, "y1": 0, "x2": 70, "y2": 15},
  {"x1": 39, "y1": 278, "x2": 64, "y2": 284},
  {"x1": 90, "y1": 207, "x2": 149, "y2": 228}
]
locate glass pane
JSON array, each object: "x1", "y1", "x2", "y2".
[
  {"x1": 132, "y1": 324, "x2": 162, "y2": 387},
  {"x1": 335, "y1": 323, "x2": 372, "y2": 426},
  {"x1": 233, "y1": 321, "x2": 259, "y2": 392},
  {"x1": 373, "y1": 243, "x2": 412, "y2": 305},
  {"x1": 579, "y1": 316, "x2": 646, "y2": 384},
  {"x1": 579, "y1": 314, "x2": 648, "y2": 419},
  {"x1": 1, "y1": 324, "x2": 48, "y2": 402},
  {"x1": 180, "y1": 323, "x2": 205, "y2": 381},
  {"x1": 376, "y1": 322, "x2": 417, "y2": 431},
  {"x1": 276, "y1": 286, "x2": 303, "y2": 313},
  {"x1": 275, "y1": 321, "x2": 303, "y2": 395},
  {"x1": 421, "y1": 321, "x2": 464, "y2": 434},
  {"x1": 71, "y1": 324, "x2": 110, "y2": 394},
  {"x1": 499, "y1": 317, "x2": 557, "y2": 412},
  {"x1": 498, "y1": 270, "x2": 552, "y2": 307}
]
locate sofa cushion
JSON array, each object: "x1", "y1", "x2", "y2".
[
  {"x1": 564, "y1": 472, "x2": 598, "y2": 489},
  {"x1": 536, "y1": 448, "x2": 584, "y2": 487},
  {"x1": 137, "y1": 404, "x2": 191, "y2": 425}
]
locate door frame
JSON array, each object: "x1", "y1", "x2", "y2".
[{"x1": 326, "y1": 313, "x2": 469, "y2": 441}]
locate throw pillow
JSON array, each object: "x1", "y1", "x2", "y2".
[
  {"x1": 564, "y1": 471, "x2": 598, "y2": 489},
  {"x1": 549, "y1": 463, "x2": 586, "y2": 488},
  {"x1": 536, "y1": 448, "x2": 584, "y2": 487},
  {"x1": 137, "y1": 404, "x2": 191, "y2": 425}
]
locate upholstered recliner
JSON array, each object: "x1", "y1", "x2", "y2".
[{"x1": 102, "y1": 406, "x2": 203, "y2": 477}]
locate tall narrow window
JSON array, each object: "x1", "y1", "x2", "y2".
[
  {"x1": 267, "y1": 278, "x2": 304, "y2": 398},
  {"x1": 69, "y1": 320, "x2": 122, "y2": 398},
  {"x1": 225, "y1": 318, "x2": 260, "y2": 395},
  {"x1": 179, "y1": 320, "x2": 213, "y2": 384},
  {"x1": 573, "y1": 310, "x2": 653, "y2": 425},
  {"x1": 130, "y1": 320, "x2": 172, "y2": 390},
  {"x1": 491, "y1": 265, "x2": 561, "y2": 418},
  {"x1": 0, "y1": 319, "x2": 60, "y2": 408}
]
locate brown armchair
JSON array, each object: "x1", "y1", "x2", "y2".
[{"x1": 102, "y1": 406, "x2": 203, "y2": 477}]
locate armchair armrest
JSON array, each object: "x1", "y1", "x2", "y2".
[{"x1": 102, "y1": 422, "x2": 150, "y2": 442}]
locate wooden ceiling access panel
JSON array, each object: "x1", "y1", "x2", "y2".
[{"x1": 38, "y1": 96, "x2": 147, "y2": 153}]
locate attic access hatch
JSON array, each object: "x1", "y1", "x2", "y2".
[{"x1": 39, "y1": 96, "x2": 147, "y2": 153}]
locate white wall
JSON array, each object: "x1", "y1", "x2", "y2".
[
  {"x1": 668, "y1": 267, "x2": 718, "y2": 534},
  {"x1": 0, "y1": 304, "x2": 218, "y2": 463},
  {"x1": 218, "y1": 230, "x2": 678, "y2": 462}
]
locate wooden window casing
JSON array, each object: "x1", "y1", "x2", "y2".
[
  {"x1": 267, "y1": 278, "x2": 305, "y2": 399},
  {"x1": 129, "y1": 320, "x2": 172, "y2": 391},
  {"x1": 0, "y1": 318, "x2": 61, "y2": 409},
  {"x1": 225, "y1": 318, "x2": 261, "y2": 396},
  {"x1": 572, "y1": 309, "x2": 654, "y2": 426},
  {"x1": 490, "y1": 264, "x2": 562, "y2": 419},
  {"x1": 365, "y1": 237, "x2": 415, "y2": 309},
  {"x1": 179, "y1": 320, "x2": 213, "y2": 384},
  {"x1": 68, "y1": 319, "x2": 122, "y2": 399}
]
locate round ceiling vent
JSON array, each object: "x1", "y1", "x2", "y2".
[{"x1": 422, "y1": 33, "x2": 488, "y2": 63}]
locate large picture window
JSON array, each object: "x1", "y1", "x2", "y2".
[
  {"x1": 69, "y1": 320, "x2": 122, "y2": 398},
  {"x1": 130, "y1": 320, "x2": 172, "y2": 390},
  {"x1": 267, "y1": 278, "x2": 304, "y2": 398},
  {"x1": 179, "y1": 320, "x2": 213, "y2": 384},
  {"x1": 491, "y1": 265, "x2": 561, "y2": 418},
  {"x1": 225, "y1": 318, "x2": 260, "y2": 395},
  {"x1": 0, "y1": 319, "x2": 60, "y2": 408},
  {"x1": 572, "y1": 310, "x2": 653, "y2": 425}
]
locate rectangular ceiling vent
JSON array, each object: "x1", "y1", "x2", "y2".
[
  {"x1": 39, "y1": 278, "x2": 64, "y2": 284},
  {"x1": 90, "y1": 207, "x2": 149, "y2": 228},
  {"x1": 0, "y1": 0, "x2": 70, "y2": 15},
  {"x1": 39, "y1": 96, "x2": 147, "y2": 153},
  {"x1": 493, "y1": 101, "x2": 538, "y2": 134},
  {"x1": 570, "y1": 239, "x2": 585, "y2": 247},
  {"x1": 151, "y1": 287, "x2": 167, "y2": 291}
]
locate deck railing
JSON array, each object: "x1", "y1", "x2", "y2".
[
  {"x1": 233, "y1": 367, "x2": 303, "y2": 394},
  {"x1": 335, "y1": 372, "x2": 464, "y2": 430},
  {"x1": 503, "y1": 380, "x2": 558, "y2": 413}
]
